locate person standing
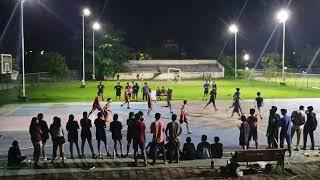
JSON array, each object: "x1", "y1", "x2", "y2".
[
  {"x1": 132, "y1": 83, "x2": 140, "y2": 101},
  {"x1": 167, "y1": 88, "x2": 173, "y2": 114},
  {"x1": 247, "y1": 109, "x2": 258, "y2": 149},
  {"x1": 291, "y1": 106, "x2": 306, "y2": 151},
  {"x1": 95, "y1": 112, "x2": 110, "y2": 158},
  {"x1": 303, "y1": 106, "x2": 317, "y2": 150},
  {"x1": 239, "y1": 115, "x2": 250, "y2": 150},
  {"x1": 133, "y1": 113, "x2": 147, "y2": 167},
  {"x1": 110, "y1": 114, "x2": 124, "y2": 158},
  {"x1": 66, "y1": 114, "x2": 81, "y2": 159},
  {"x1": 80, "y1": 112, "x2": 96, "y2": 158},
  {"x1": 267, "y1": 107, "x2": 280, "y2": 149},
  {"x1": 231, "y1": 88, "x2": 242, "y2": 117},
  {"x1": 50, "y1": 117, "x2": 65, "y2": 164},
  {"x1": 126, "y1": 112, "x2": 136, "y2": 157},
  {"x1": 147, "y1": 88, "x2": 153, "y2": 116},
  {"x1": 180, "y1": 100, "x2": 192, "y2": 134},
  {"x1": 97, "y1": 81, "x2": 105, "y2": 101},
  {"x1": 279, "y1": 109, "x2": 292, "y2": 156},
  {"x1": 29, "y1": 117, "x2": 42, "y2": 168},
  {"x1": 255, "y1": 92, "x2": 264, "y2": 120},
  {"x1": 150, "y1": 113, "x2": 167, "y2": 165},
  {"x1": 165, "y1": 114, "x2": 182, "y2": 163},
  {"x1": 203, "y1": 81, "x2": 211, "y2": 101},
  {"x1": 37, "y1": 113, "x2": 49, "y2": 161},
  {"x1": 114, "y1": 81, "x2": 123, "y2": 101},
  {"x1": 142, "y1": 82, "x2": 149, "y2": 101}
]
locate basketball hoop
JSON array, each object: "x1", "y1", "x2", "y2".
[{"x1": 11, "y1": 70, "x2": 19, "y2": 80}]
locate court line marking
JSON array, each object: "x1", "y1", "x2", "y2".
[{"x1": 0, "y1": 105, "x2": 24, "y2": 119}]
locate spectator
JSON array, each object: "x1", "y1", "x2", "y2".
[
  {"x1": 133, "y1": 113, "x2": 147, "y2": 167},
  {"x1": 211, "y1": 136, "x2": 223, "y2": 158},
  {"x1": 291, "y1": 106, "x2": 306, "y2": 151},
  {"x1": 267, "y1": 106, "x2": 280, "y2": 148},
  {"x1": 182, "y1": 137, "x2": 196, "y2": 160},
  {"x1": 37, "y1": 113, "x2": 49, "y2": 161},
  {"x1": 247, "y1": 109, "x2": 258, "y2": 149},
  {"x1": 145, "y1": 142, "x2": 155, "y2": 159},
  {"x1": 165, "y1": 114, "x2": 182, "y2": 163},
  {"x1": 7, "y1": 140, "x2": 27, "y2": 167},
  {"x1": 95, "y1": 112, "x2": 110, "y2": 158},
  {"x1": 239, "y1": 115, "x2": 250, "y2": 150},
  {"x1": 126, "y1": 112, "x2": 136, "y2": 157},
  {"x1": 279, "y1": 109, "x2": 292, "y2": 156},
  {"x1": 255, "y1": 92, "x2": 264, "y2": 120},
  {"x1": 142, "y1": 82, "x2": 149, "y2": 101},
  {"x1": 80, "y1": 112, "x2": 96, "y2": 158},
  {"x1": 132, "y1": 83, "x2": 139, "y2": 101},
  {"x1": 150, "y1": 113, "x2": 167, "y2": 165},
  {"x1": 196, "y1": 135, "x2": 211, "y2": 159},
  {"x1": 156, "y1": 87, "x2": 161, "y2": 101},
  {"x1": 29, "y1": 117, "x2": 42, "y2": 168},
  {"x1": 303, "y1": 106, "x2": 317, "y2": 150},
  {"x1": 50, "y1": 116, "x2": 65, "y2": 164},
  {"x1": 110, "y1": 114, "x2": 123, "y2": 158},
  {"x1": 66, "y1": 114, "x2": 81, "y2": 159}
]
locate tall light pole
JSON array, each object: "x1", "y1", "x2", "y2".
[
  {"x1": 92, "y1": 22, "x2": 101, "y2": 80},
  {"x1": 229, "y1": 24, "x2": 239, "y2": 79},
  {"x1": 276, "y1": 9, "x2": 289, "y2": 84},
  {"x1": 81, "y1": 8, "x2": 91, "y2": 87},
  {"x1": 20, "y1": 0, "x2": 26, "y2": 98}
]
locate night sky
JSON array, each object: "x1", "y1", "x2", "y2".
[{"x1": 1, "y1": 0, "x2": 320, "y2": 65}]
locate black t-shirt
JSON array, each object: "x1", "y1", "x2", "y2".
[
  {"x1": 8, "y1": 146, "x2": 21, "y2": 166},
  {"x1": 97, "y1": 84, "x2": 104, "y2": 93},
  {"x1": 133, "y1": 85, "x2": 139, "y2": 93},
  {"x1": 211, "y1": 143, "x2": 223, "y2": 158},
  {"x1": 255, "y1": 96, "x2": 263, "y2": 107},
  {"x1": 210, "y1": 90, "x2": 216, "y2": 101},
  {"x1": 39, "y1": 120, "x2": 49, "y2": 140},
  {"x1": 80, "y1": 118, "x2": 92, "y2": 132},
  {"x1": 114, "y1": 85, "x2": 123, "y2": 94},
  {"x1": 110, "y1": 121, "x2": 123, "y2": 139},
  {"x1": 66, "y1": 121, "x2": 79, "y2": 134}
]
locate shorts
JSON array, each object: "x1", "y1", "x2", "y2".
[
  {"x1": 92, "y1": 103, "x2": 102, "y2": 112},
  {"x1": 168, "y1": 141, "x2": 180, "y2": 152},
  {"x1": 204, "y1": 90, "x2": 209, "y2": 94},
  {"x1": 249, "y1": 128, "x2": 258, "y2": 141},
  {"x1": 81, "y1": 131, "x2": 92, "y2": 141},
  {"x1": 133, "y1": 140, "x2": 146, "y2": 152},
  {"x1": 179, "y1": 114, "x2": 188, "y2": 124},
  {"x1": 127, "y1": 134, "x2": 134, "y2": 142},
  {"x1": 52, "y1": 136, "x2": 65, "y2": 146},
  {"x1": 96, "y1": 130, "x2": 106, "y2": 142},
  {"x1": 112, "y1": 135, "x2": 122, "y2": 141},
  {"x1": 148, "y1": 101, "x2": 152, "y2": 108},
  {"x1": 116, "y1": 92, "x2": 121, "y2": 96}
]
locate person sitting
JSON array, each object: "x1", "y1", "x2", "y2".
[
  {"x1": 196, "y1": 135, "x2": 211, "y2": 159},
  {"x1": 182, "y1": 137, "x2": 196, "y2": 160},
  {"x1": 211, "y1": 136, "x2": 223, "y2": 158},
  {"x1": 7, "y1": 140, "x2": 27, "y2": 167}
]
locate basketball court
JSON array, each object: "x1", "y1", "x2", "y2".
[{"x1": 1, "y1": 99, "x2": 320, "y2": 156}]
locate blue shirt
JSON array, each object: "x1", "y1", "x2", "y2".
[{"x1": 280, "y1": 115, "x2": 291, "y2": 135}]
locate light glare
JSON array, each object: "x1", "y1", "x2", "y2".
[
  {"x1": 276, "y1": 9, "x2": 289, "y2": 23},
  {"x1": 92, "y1": 22, "x2": 101, "y2": 31},
  {"x1": 229, "y1": 24, "x2": 239, "y2": 34},
  {"x1": 83, "y1": 8, "x2": 91, "y2": 16},
  {"x1": 243, "y1": 53, "x2": 250, "y2": 61}
]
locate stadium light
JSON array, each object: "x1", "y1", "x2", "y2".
[
  {"x1": 92, "y1": 21, "x2": 101, "y2": 80},
  {"x1": 81, "y1": 7, "x2": 91, "y2": 87},
  {"x1": 229, "y1": 24, "x2": 239, "y2": 79},
  {"x1": 276, "y1": 8, "x2": 290, "y2": 84},
  {"x1": 243, "y1": 53, "x2": 250, "y2": 61}
]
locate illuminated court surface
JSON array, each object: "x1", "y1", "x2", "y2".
[{"x1": 1, "y1": 99, "x2": 320, "y2": 156}]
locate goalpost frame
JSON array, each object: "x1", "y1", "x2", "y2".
[{"x1": 167, "y1": 67, "x2": 181, "y2": 82}]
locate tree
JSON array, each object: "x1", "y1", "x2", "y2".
[
  {"x1": 94, "y1": 31, "x2": 132, "y2": 80},
  {"x1": 34, "y1": 52, "x2": 68, "y2": 77},
  {"x1": 218, "y1": 55, "x2": 246, "y2": 78},
  {"x1": 261, "y1": 53, "x2": 281, "y2": 71}
]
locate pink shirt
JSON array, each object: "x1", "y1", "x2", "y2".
[{"x1": 150, "y1": 120, "x2": 166, "y2": 143}]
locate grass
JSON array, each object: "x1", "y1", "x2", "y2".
[{"x1": 22, "y1": 79, "x2": 320, "y2": 103}]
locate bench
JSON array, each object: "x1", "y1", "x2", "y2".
[{"x1": 231, "y1": 149, "x2": 286, "y2": 170}]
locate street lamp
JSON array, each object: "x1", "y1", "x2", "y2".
[
  {"x1": 243, "y1": 53, "x2": 250, "y2": 61},
  {"x1": 81, "y1": 8, "x2": 91, "y2": 87},
  {"x1": 92, "y1": 21, "x2": 101, "y2": 80},
  {"x1": 229, "y1": 24, "x2": 239, "y2": 79},
  {"x1": 276, "y1": 8, "x2": 289, "y2": 84},
  {"x1": 20, "y1": 0, "x2": 26, "y2": 99}
]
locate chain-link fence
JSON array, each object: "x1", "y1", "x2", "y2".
[
  {"x1": 22, "y1": 70, "x2": 80, "y2": 84},
  {"x1": 251, "y1": 69, "x2": 320, "y2": 89}
]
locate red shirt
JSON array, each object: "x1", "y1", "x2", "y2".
[
  {"x1": 137, "y1": 121, "x2": 146, "y2": 143},
  {"x1": 150, "y1": 120, "x2": 166, "y2": 143}
]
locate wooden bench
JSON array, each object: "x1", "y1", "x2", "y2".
[{"x1": 231, "y1": 149, "x2": 286, "y2": 170}]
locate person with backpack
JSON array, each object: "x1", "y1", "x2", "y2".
[
  {"x1": 291, "y1": 106, "x2": 306, "y2": 151},
  {"x1": 196, "y1": 135, "x2": 211, "y2": 159},
  {"x1": 303, "y1": 106, "x2": 317, "y2": 150},
  {"x1": 279, "y1": 109, "x2": 292, "y2": 156}
]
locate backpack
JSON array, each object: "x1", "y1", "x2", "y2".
[{"x1": 292, "y1": 111, "x2": 305, "y2": 126}]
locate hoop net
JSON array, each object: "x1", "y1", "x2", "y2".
[{"x1": 11, "y1": 70, "x2": 19, "y2": 80}]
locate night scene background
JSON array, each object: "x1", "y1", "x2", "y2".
[{"x1": 1, "y1": 0, "x2": 320, "y2": 73}]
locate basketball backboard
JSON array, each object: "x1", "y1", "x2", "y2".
[{"x1": 1, "y1": 54, "x2": 12, "y2": 74}]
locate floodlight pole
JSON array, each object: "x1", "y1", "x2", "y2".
[
  {"x1": 234, "y1": 32, "x2": 237, "y2": 79},
  {"x1": 92, "y1": 29, "x2": 95, "y2": 80},
  {"x1": 21, "y1": 0, "x2": 26, "y2": 97},
  {"x1": 82, "y1": 14, "x2": 86, "y2": 86},
  {"x1": 281, "y1": 21, "x2": 286, "y2": 83}
]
